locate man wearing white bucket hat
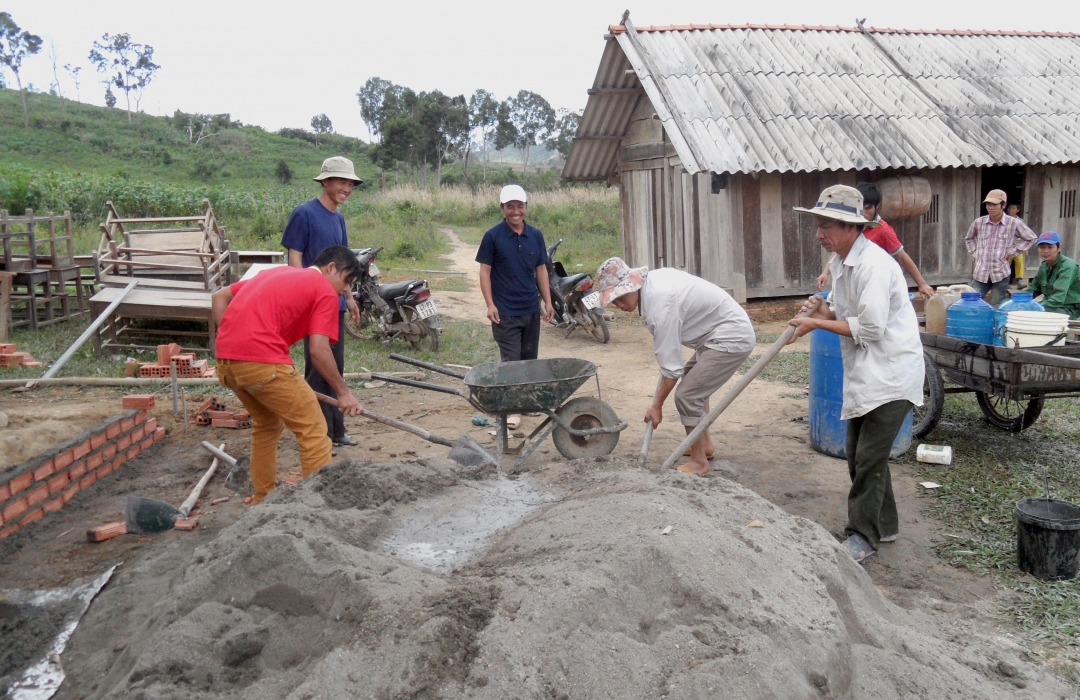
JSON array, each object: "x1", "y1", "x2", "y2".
[
  {"x1": 593, "y1": 257, "x2": 755, "y2": 476},
  {"x1": 476, "y1": 184, "x2": 555, "y2": 429},
  {"x1": 281, "y1": 156, "x2": 364, "y2": 447},
  {"x1": 788, "y1": 184, "x2": 924, "y2": 564}
]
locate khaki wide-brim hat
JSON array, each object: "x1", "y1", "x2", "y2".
[
  {"x1": 313, "y1": 156, "x2": 363, "y2": 184},
  {"x1": 793, "y1": 184, "x2": 879, "y2": 227}
]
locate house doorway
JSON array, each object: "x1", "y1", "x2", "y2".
[{"x1": 980, "y1": 166, "x2": 1026, "y2": 218}]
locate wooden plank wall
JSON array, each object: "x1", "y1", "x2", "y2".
[
  {"x1": 617, "y1": 158, "x2": 1080, "y2": 300},
  {"x1": 1036, "y1": 165, "x2": 1080, "y2": 261}
]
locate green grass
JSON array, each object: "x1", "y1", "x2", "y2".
[
  {"x1": 738, "y1": 351, "x2": 810, "y2": 384},
  {"x1": 0, "y1": 87, "x2": 375, "y2": 194},
  {"x1": 894, "y1": 392, "x2": 1080, "y2": 669}
]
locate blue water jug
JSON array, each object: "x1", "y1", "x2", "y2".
[
  {"x1": 808, "y1": 329, "x2": 912, "y2": 458},
  {"x1": 993, "y1": 292, "x2": 1045, "y2": 346},
  {"x1": 946, "y1": 292, "x2": 995, "y2": 344}
]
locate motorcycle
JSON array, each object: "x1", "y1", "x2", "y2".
[
  {"x1": 345, "y1": 246, "x2": 441, "y2": 352},
  {"x1": 545, "y1": 238, "x2": 609, "y2": 343}
]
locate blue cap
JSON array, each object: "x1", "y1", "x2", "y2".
[{"x1": 1038, "y1": 231, "x2": 1062, "y2": 245}]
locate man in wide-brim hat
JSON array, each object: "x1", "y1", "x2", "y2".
[
  {"x1": 281, "y1": 156, "x2": 365, "y2": 447},
  {"x1": 788, "y1": 185, "x2": 924, "y2": 564}
]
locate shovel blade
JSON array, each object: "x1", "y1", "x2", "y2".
[
  {"x1": 447, "y1": 435, "x2": 498, "y2": 467},
  {"x1": 223, "y1": 456, "x2": 251, "y2": 493},
  {"x1": 125, "y1": 496, "x2": 182, "y2": 534}
]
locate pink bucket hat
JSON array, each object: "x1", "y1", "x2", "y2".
[{"x1": 595, "y1": 257, "x2": 648, "y2": 307}]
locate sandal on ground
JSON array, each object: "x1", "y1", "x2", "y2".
[
  {"x1": 676, "y1": 463, "x2": 711, "y2": 476},
  {"x1": 333, "y1": 434, "x2": 359, "y2": 447},
  {"x1": 506, "y1": 415, "x2": 522, "y2": 430},
  {"x1": 879, "y1": 534, "x2": 898, "y2": 543},
  {"x1": 842, "y1": 533, "x2": 876, "y2": 563}
]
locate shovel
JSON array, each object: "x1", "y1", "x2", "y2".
[
  {"x1": 313, "y1": 392, "x2": 497, "y2": 468},
  {"x1": 200, "y1": 442, "x2": 252, "y2": 492},
  {"x1": 125, "y1": 442, "x2": 225, "y2": 534}
]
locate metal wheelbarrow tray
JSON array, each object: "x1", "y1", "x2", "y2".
[{"x1": 374, "y1": 355, "x2": 627, "y2": 470}]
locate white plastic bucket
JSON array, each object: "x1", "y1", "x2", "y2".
[{"x1": 1004, "y1": 311, "x2": 1069, "y2": 347}]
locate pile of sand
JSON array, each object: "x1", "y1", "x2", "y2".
[{"x1": 63, "y1": 456, "x2": 1068, "y2": 699}]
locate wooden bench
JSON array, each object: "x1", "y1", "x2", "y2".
[
  {"x1": 89, "y1": 286, "x2": 216, "y2": 356},
  {"x1": 96, "y1": 200, "x2": 231, "y2": 292}
]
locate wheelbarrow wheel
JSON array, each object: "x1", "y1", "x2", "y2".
[
  {"x1": 913, "y1": 354, "x2": 944, "y2": 438},
  {"x1": 551, "y1": 397, "x2": 620, "y2": 460},
  {"x1": 976, "y1": 392, "x2": 1044, "y2": 432}
]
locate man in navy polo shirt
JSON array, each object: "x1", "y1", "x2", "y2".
[
  {"x1": 476, "y1": 185, "x2": 555, "y2": 425},
  {"x1": 281, "y1": 156, "x2": 363, "y2": 447}
]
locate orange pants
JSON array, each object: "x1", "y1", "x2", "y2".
[{"x1": 218, "y1": 360, "x2": 332, "y2": 503}]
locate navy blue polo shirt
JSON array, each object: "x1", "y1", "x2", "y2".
[
  {"x1": 475, "y1": 220, "x2": 548, "y2": 317},
  {"x1": 280, "y1": 198, "x2": 349, "y2": 310}
]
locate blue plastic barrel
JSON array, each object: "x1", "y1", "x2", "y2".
[
  {"x1": 946, "y1": 292, "x2": 995, "y2": 344},
  {"x1": 808, "y1": 329, "x2": 913, "y2": 458}
]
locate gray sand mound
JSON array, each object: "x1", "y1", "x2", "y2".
[{"x1": 77, "y1": 457, "x2": 1068, "y2": 699}]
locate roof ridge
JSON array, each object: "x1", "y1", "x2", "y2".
[{"x1": 608, "y1": 24, "x2": 1080, "y2": 39}]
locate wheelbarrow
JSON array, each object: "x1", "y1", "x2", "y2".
[{"x1": 372, "y1": 354, "x2": 627, "y2": 471}]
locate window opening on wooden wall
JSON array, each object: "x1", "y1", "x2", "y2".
[
  {"x1": 922, "y1": 194, "x2": 940, "y2": 224},
  {"x1": 1061, "y1": 189, "x2": 1078, "y2": 219}
]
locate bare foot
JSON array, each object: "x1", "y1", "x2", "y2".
[{"x1": 677, "y1": 458, "x2": 711, "y2": 476}]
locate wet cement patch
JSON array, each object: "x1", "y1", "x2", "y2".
[{"x1": 381, "y1": 475, "x2": 559, "y2": 572}]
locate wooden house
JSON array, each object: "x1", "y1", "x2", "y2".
[{"x1": 562, "y1": 19, "x2": 1080, "y2": 301}]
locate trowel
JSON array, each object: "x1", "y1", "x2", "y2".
[
  {"x1": 314, "y1": 392, "x2": 497, "y2": 468},
  {"x1": 125, "y1": 443, "x2": 225, "y2": 534}
]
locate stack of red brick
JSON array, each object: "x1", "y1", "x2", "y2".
[
  {"x1": 0, "y1": 342, "x2": 42, "y2": 368},
  {"x1": 139, "y1": 343, "x2": 216, "y2": 379},
  {"x1": 194, "y1": 397, "x2": 251, "y2": 429},
  {"x1": 0, "y1": 409, "x2": 166, "y2": 538}
]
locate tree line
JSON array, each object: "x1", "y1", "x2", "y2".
[
  {"x1": 356, "y1": 77, "x2": 580, "y2": 187},
  {"x1": 0, "y1": 11, "x2": 159, "y2": 128}
]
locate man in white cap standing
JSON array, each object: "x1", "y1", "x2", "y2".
[
  {"x1": 476, "y1": 185, "x2": 554, "y2": 427},
  {"x1": 965, "y1": 188, "x2": 1036, "y2": 306},
  {"x1": 281, "y1": 156, "x2": 364, "y2": 447},
  {"x1": 593, "y1": 258, "x2": 755, "y2": 476},
  {"x1": 788, "y1": 185, "x2": 924, "y2": 564}
]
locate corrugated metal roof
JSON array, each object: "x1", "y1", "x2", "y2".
[{"x1": 562, "y1": 22, "x2": 1080, "y2": 180}]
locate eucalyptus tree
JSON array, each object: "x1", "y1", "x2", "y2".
[{"x1": 0, "y1": 12, "x2": 43, "y2": 127}]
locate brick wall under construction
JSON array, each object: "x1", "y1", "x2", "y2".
[{"x1": 0, "y1": 409, "x2": 166, "y2": 538}]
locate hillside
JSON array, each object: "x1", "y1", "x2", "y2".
[{"x1": 0, "y1": 88, "x2": 377, "y2": 189}]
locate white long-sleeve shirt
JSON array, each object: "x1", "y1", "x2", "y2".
[
  {"x1": 639, "y1": 268, "x2": 756, "y2": 379},
  {"x1": 830, "y1": 234, "x2": 925, "y2": 420}
]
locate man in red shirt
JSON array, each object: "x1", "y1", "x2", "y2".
[
  {"x1": 212, "y1": 245, "x2": 363, "y2": 503},
  {"x1": 816, "y1": 182, "x2": 935, "y2": 299}
]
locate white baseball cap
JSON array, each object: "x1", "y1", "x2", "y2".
[{"x1": 499, "y1": 184, "x2": 528, "y2": 204}]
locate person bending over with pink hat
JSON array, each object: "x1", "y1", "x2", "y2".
[{"x1": 594, "y1": 258, "x2": 755, "y2": 475}]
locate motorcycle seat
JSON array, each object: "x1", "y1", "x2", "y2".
[
  {"x1": 557, "y1": 273, "x2": 591, "y2": 295},
  {"x1": 378, "y1": 280, "x2": 416, "y2": 301}
]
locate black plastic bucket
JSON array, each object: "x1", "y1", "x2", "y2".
[{"x1": 1015, "y1": 498, "x2": 1080, "y2": 580}]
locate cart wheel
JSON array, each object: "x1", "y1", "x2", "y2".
[
  {"x1": 975, "y1": 392, "x2": 1044, "y2": 432},
  {"x1": 403, "y1": 307, "x2": 439, "y2": 353},
  {"x1": 551, "y1": 397, "x2": 621, "y2": 460},
  {"x1": 913, "y1": 354, "x2": 944, "y2": 438}
]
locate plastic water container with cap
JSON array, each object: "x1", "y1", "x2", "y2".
[
  {"x1": 994, "y1": 292, "x2": 1044, "y2": 346},
  {"x1": 946, "y1": 292, "x2": 995, "y2": 344}
]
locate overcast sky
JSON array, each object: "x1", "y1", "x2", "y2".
[{"x1": 6, "y1": 0, "x2": 1080, "y2": 140}]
